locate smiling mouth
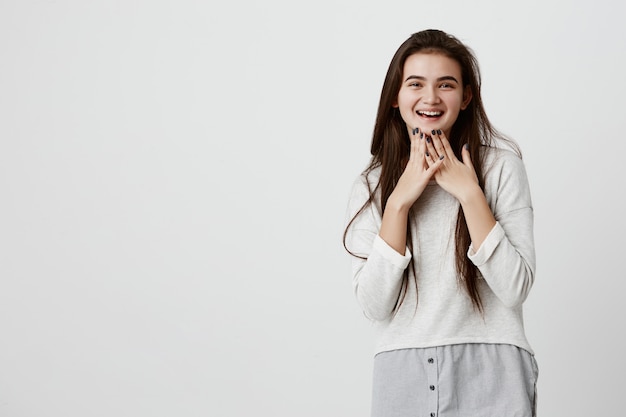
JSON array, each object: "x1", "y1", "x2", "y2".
[{"x1": 417, "y1": 110, "x2": 443, "y2": 118}]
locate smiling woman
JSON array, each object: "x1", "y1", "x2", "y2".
[
  {"x1": 343, "y1": 29, "x2": 537, "y2": 417},
  {"x1": 394, "y1": 53, "x2": 472, "y2": 138}
]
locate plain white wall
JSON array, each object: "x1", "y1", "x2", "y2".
[{"x1": 1, "y1": 0, "x2": 625, "y2": 416}]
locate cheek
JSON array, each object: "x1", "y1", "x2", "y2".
[
  {"x1": 396, "y1": 92, "x2": 415, "y2": 112},
  {"x1": 446, "y1": 95, "x2": 465, "y2": 113},
  {"x1": 455, "y1": 92, "x2": 467, "y2": 110},
  {"x1": 398, "y1": 100, "x2": 415, "y2": 121}
]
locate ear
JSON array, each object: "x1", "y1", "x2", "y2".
[
  {"x1": 392, "y1": 100, "x2": 399, "y2": 108},
  {"x1": 461, "y1": 85, "x2": 472, "y2": 110}
]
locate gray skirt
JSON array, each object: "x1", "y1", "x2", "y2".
[{"x1": 371, "y1": 344, "x2": 538, "y2": 417}]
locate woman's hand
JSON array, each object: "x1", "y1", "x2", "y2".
[
  {"x1": 424, "y1": 129, "x2": 496, "y2": 250},
  {"x1": 387, "y1": 128, "x2": 443, "y2": 211},
  {"x1": 379, "y1": 128, "x2": 443, "y2": 254},
  {"x1": 424, "y1": 129, "x2": 479, "y2": 202}
]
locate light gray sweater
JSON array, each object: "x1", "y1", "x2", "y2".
[{"x1": 345, "y1": 147, "x2": 535, "y2": 355}]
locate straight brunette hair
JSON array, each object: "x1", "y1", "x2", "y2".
[{"x1": 344, "y1": 29, "x2": 519, "y2": 313}]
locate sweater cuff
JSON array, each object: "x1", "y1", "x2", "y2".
[
  {"x1": 467, "y1": 222, "x2": 505, "y2": 266},
  {"x1": 373, "y1": 235, "x2": 412, "y2": 269}
]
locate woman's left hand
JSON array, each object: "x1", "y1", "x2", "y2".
[{"x1": 424, "y1": 129, "x2": 480, "y2": 202}]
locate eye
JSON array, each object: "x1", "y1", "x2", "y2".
[
  {"x1": 409, "y1": 82, "x2": 422, "y2": 88},
  {"x1": 439, "y1": 83, "x2": 454, "y2": 89}
]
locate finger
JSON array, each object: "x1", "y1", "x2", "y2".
[
  {"x1": 425, "y1": 134, "x2": 443, "y2": 162},
  {"x1": 424, "y1": 146, "x2": 433, "y2": 166},
  {"x1": 426, "y1": 153, "x2": 444, "y2": 174},
  {"x1": 435, "y1": 129, "x2": 455, "y2": 159},
  {"x1": 424, "y1": 140, "x2": 443, "y2": 167},
  {"x1": 418, "y1": 130, "x2": 427, "y2": 159},
  {"x1": 423, "y1": 134, "x2": 433, "y2": 166},
  {"x1": 429, "y1": 129, "x2": 450, "y2": 160}
]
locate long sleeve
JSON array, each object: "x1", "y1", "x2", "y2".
[
  {"x1": 468, "y1": 150, "x2": 536, "y2": 308},
  {"x1": 344, "y1": 173, "x2": 411, "y2": 321}
]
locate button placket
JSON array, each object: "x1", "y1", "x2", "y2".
[{"x1": 424, "y1": 347, "x2": 438, "y2": 417}]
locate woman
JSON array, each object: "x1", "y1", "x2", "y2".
[{"x1": 344, "y1": 29, "x2": 538, "y2": 416}]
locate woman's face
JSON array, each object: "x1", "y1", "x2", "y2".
[{"x1": 394, "y1": 52, "x2": 472, "y2": 138}]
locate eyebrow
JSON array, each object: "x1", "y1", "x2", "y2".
[{"x1": 404, "y1": 75, "x2": 460, "y2": 83}]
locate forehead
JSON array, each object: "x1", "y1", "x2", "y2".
[{"x1": 402, "y1": 52, "x2": 462, "y2": 79}]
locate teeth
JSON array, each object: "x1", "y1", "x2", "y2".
[{"x1": 418, "y1": 110, "x2": 442, "y2": 116}]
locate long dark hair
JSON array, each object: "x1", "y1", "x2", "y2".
[{"x1": 344, "y1": 29, "x2": 518, "y2": 313}]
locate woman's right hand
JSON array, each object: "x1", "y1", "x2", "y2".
[
  {"x1": 387, "y1": 127, "x2": 443, "y2": 211},
  {"x1": 379, "y1": 128, "x2": 442, "y2": 254}
]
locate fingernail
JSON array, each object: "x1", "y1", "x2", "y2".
[
  {"x1": 437, "y1": 129, "x2": 442, "y2": 135},
  {"x1": 412, "y1": 127, "x2": 418, "y2": 135},
  {"x1": 420, "y1": 132, "x2": 423, "y2": 139},
  {"x1": 464, "y1": 143, "x2": 469, "y2": 150},
  {"x1": 426, "y1": 136, "x2": 431, "y2": 143},
  {"x1": 431, "y1": 129, "x2": 436, "y2": 135},
  {"x1": 425, "y1": 151, "x2": 429, "y2": 157},
  {"x1": 439, "y1": 155, "x2": 445, "y2": 160}
]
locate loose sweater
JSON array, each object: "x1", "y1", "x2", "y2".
[{"x1": 345, "y1": 146, "x2": 535, "y2": 355}]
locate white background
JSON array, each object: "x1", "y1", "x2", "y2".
[{"x1": 1, "y1": 0, "x2": 625, "y2": 416}]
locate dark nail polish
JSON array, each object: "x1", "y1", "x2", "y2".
[
  {"x1": 425, "y1": 151, "x2": 429, "y2": 157},
  {"x1": 420, "y1": 132, "x2": 424, "y2": 139},
  {"x1": 464, "y1": 143, "x2": 469, "y2": 150},
  {"x1": 431, "y1": 129, "x2": 436, "y2": 135},
  {"x1": 426, "y1": 136, "x2": 431, "y2": 143},
  {"x1": 439, "y1": 155, "x2": 445, "y2": 160},
  {"x1": 437, "y1": 129, "x2": 442, "y2": 135}
]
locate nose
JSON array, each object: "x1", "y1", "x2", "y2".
[{"x1": 423, "y1": 85, "x2": 441, "y2": 104}]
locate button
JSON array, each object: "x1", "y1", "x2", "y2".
[
  {"x1": 429, "y1": 385, "x2": 435, "y2": 391},
  {"x1": 428, "y1": 358, "x2": 434, "y2": 364}
]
